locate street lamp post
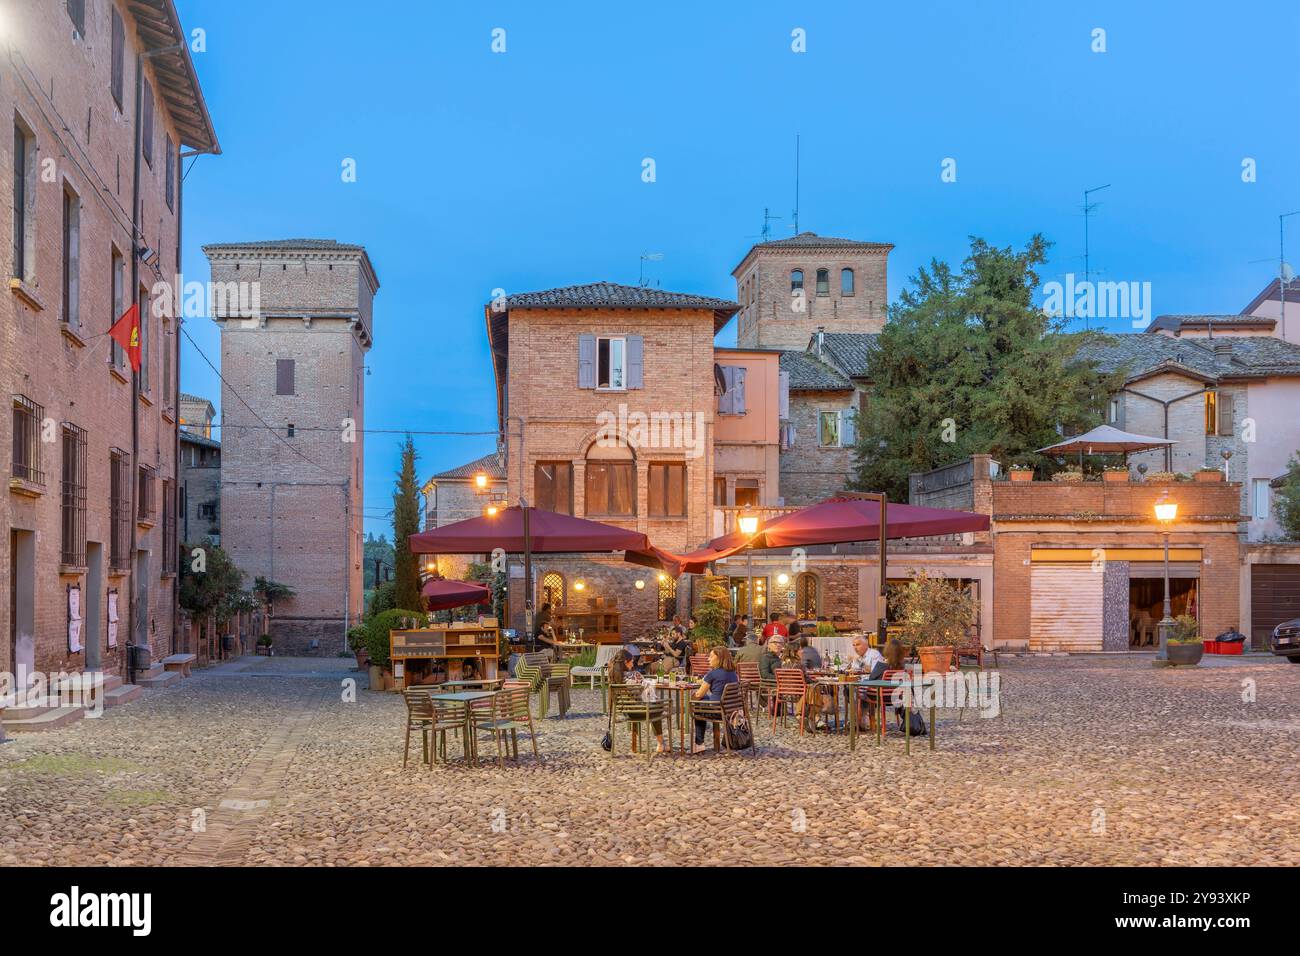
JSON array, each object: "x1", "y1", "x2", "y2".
[
  {"x1": 1154, "y1": 495, "x2": 1178, "y2": 661},
  {"x1": 737, "y1": 509, "x2": 760, "y2": 636}
]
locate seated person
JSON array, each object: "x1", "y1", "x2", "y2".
[
  {"x1": 657, "y1": 629, "x2": 691, "y2": 671},
  {"x1": 848, "y1": 636, "x2": 884, "y2": 674},
  {"x1": 691, "y1": 647, "x2": 740, "y2": 753},
  {"x1": 761, "y1": 612, "x2": 788, "y2": 640},
  {"x1": 733, "y1": 634, "x2": 765, "y2": 665},
  {"x1": 797, "y1": 635, "x2": 822, "y2": 671},
  {"x1": 759, "y1": 638, "x2": 785, "y2": 682},
  {"x1": 860, "y1": 639, "x2": 908, "y2": 731},
  {"x1": 608, "y1": 646, "x2": 664, "y2": 753}
]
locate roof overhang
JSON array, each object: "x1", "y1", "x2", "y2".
[{"x1": 127, "y1": 0, "x2": 219, "y2": 154}]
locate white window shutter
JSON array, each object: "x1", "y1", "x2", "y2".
[
  {"x1": 578, "y1": 334, "x2": 596, "y2": 388},
  {"x1": 626, "y1": 335, "x2": 644, "y2": 389}
]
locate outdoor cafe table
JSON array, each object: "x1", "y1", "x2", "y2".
[
  {"x1": 427, "y1": 690, "x2": 497, "y2": 765},
  {"x1": 854, "y1": 678, "x2": 937, "y2": 754},
  {"x1": 613, "y1": 680, "x2": 698, "y2": 755},
  {"x1": 438, "y1": 678, "x2": 504, "y2": 691}
]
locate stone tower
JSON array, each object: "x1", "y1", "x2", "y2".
[
  {"x1": 731, "y1": 232, "x2": 893, "y2": 349},
  {"x1": 204, "y1": 240, "x2": 378, "y2": 655}
]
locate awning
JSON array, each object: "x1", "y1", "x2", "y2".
[
  {"x1": 421, "y1": 578, "x2": 492, "y2": 611},
  {"x1": 410, "y1": 506, "x2": 651, "y2": 555},
  {"x1": 1037, "y1": 424, "x2": 1175, "y2": 456}
]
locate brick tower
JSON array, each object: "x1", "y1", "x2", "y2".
[{"x1": 204, "y1": 240, "x2": 378, "y2": 655}]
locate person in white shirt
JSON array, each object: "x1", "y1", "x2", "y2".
[{"x1": 849, "y1": 636, "x2": 884, "y2": 674}]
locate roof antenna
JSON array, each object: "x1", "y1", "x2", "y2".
[
  {"x1": 792, "y1": 135, "x2": 801, "y2": 234},
  {"x1": 638, "y1": 251, "x2": 663, "y2": 287},
  {"x1": 1280, "y1": 210, "x2": 1300, "y2": 341},
  {"x1": 1082, "y1": 183, "x2": 1110, "y2": 332},
  {"x1": 747, "y1": 208, "x2": 782, "y2": 242}
]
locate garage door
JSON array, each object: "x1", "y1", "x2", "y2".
[
  {"x1": 1251, "y1": 564, "x2": 1300, "y2": 649},
  {"x1": 1031, "y1": 565, "x2": 1104, "y2": 652}
]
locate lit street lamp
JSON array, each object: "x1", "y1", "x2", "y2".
[{"x1": 1154, "y1": 495, "x2": 1178, "y2": 661}]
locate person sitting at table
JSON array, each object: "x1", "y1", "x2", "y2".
[
  {"x1": 691, "y1": 646, "x2": 740, "y2": 753},
  {"x1": 733, "y1": 632, "x2": 765, "y2": 665},
  {"x1": 532, "y1": 602, "x2": 553, "y2": 647},
  {"x1": 670, "y1": 614, "x2": 686, "y2": 637},
  {"x1": 761, "y1": 612, "x2": 787, "y2": 641},
  {"x1": 657, "y1": 628, "x2": 691, "y2": 671},
  {"x1": 788, "y1": 620, "x2": 804, "y2": 641},
  {"x1": 608, "y1": 646, "x2": 665, "y2": 753},
  {"x1": 759, "y1": 637, "x2": 784, "y2": 683},
  {"x1": 797, "y1": 635, "x2": 822, "y2": 671},
  {"x1": 848, "y1": 636, "x2": 884, "y2": 673},
  {"x1": 859, "y1": 639, "x2": 908, "y2": 731},
  {"x1": 729, "y1": 615, "x2": 749, "y2": 647}
]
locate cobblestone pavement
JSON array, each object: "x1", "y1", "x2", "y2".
[{"x1": 2, "y1": 653, "x2": 1297, "y2": 866}]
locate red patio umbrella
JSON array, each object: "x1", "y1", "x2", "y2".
[
  {"x1": 409, "y1": 506, "x2": 651, "y2": 554},
  {"x1": 420, "y1": 578, "x2": 492, "y2": 612}
]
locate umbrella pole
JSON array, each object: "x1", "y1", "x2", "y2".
[
  {"x1": 878, "y1": 494, "x2": 888, "y2": 646},
  {"x1": 522, "y1": 501, "x2": 534, "y2": 647}
]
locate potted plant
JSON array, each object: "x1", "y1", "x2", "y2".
[
  {"x1": 1103, "y1": 465, "x2": 1130, "y2": 483},
  {"x1": 1194, "y1": 467, "x2": 1224, "y2": 483},
  {"x1": 690, "y1": 576, "x2": 729, "y2": 651},
  {"x1": 364, "y1": 608, "x2": 422, "y2": 690},
  {"x1": 256, "y1": 634, "x2": 273, "y2": 656},
  {"x1": 888, "y1": 571, "x2": 978, "y2": 674},
  {"x1": 1166, "y1": 614, "x2": 1204, "y2": 666},
  {"x1": 1008, "y1": 464, "x2": 1034, "y2": 482},
  {"x1": 347, "y1": 625, "x2": 369, "y2": 669},
  {"x1": 1051, "y1": 467, "x2": 1084, "y2": 483}
]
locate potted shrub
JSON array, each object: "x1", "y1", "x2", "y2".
[
  {"x1": 1103, "y1": 465, "x2": 1130, "y2": 483},
  {"x1": 1194, "y1": 467, "x2": 1224, "y2": 483},
  {"x1": 690, "y1": 577, "x2": 729, "y2": 651},
  {"x1": 888, "y1": 570, "x2": 978, "y2": 674},
  {"x1": 347, "y1": 625, "x2": 369, "y2": 669},
  {"x1": 1008, "y1": 464, "x2": 1034, "y2": 482},
  {"x1": 1051, "y1": 467, "x2": 1084, "y2": 483},
  {"x1": 1146, "y1": 471, "x2": 1178, "y2": 483},
  {"x1": 256, "y1": 634, "x2": 272, "y2": 657},
  {"x1": 1166, "y1": 614, "x2": 1204, "y2": 666},
  {"x1": 364, "y1": 608, "x2": 422, "y2": 690}
]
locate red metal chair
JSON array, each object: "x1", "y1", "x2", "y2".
[
  {"x1": 735, "y1": 660, "x2": 762, "y2": 712},
  {"x1": 861, "y1": 668, "x2": 909, "y2": 742},
  {"x1": 689, "y1": 654, "x2": 711, "y2": 677},
  {"x1": 771, "y1": 668, "x2": 808, "y2": 735}
]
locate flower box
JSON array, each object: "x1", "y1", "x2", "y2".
[
  {"x1": 1102, "y1": 470, "x2": 1129, "y2": 483},
  {"x1": 1009, "y1": 468, "x2": 1034, "y2": 482},
  {"x1": 1194, "y1": 469, "x2": 1224, "y2": 483}
]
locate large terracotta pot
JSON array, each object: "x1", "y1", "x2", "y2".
[
  {"x1": 1194, "y1": 470, "x2": 1224, "y2": 483},
  {"x1": 917, "y1": 645, "x2": 953, "y2": 674},
  {"x1": 1167, "y1": 642, "x2": 1204, "y2": 666},
  {"x1": 367, "y1": 664, "x2": 384, "y2": 690},
  {"x1": 1103, "y1": 471, "x2": 1129, "y2": 483},
  {"x1": 1009, "y1": 469, "x2": 1034, "y2": 482}
]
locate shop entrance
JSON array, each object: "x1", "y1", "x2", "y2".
[
  {"x1": 728, "y1": 575, "x2": 768, "y2": 621},
  {"x1": 1129, "y1": 577, "x2": 1198, "y2": 648}
]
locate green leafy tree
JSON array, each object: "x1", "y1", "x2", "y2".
[
  {"x1": 690, "y1": 576, "x2": 729, "y2": 648},
  {"x1": 849, "y1": 235, "x2": 1123, "y2": 501},
  {"x1": 391, "y1": 436, "x2": 423, "y2": 613},
  {"x1": 363, "y1": 533, "x2": 395, "y2": 589},
  {"x1": 1275, "y1": 454, "x2": 1300, "y2": 540},
  {"x1": 179, "y1": 539, "x2": 246, "y2": 625},
  {"x1": 252, "y1": 576, "x2": 295, "y2": 613}
]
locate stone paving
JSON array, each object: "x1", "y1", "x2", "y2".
[{"x1": 2, "y1": 653, "x2": 1298, "y2": 866}]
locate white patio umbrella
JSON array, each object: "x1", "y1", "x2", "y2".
[{"x1": 1037, "y1": 424, "x2": 1176, "y2": 470}]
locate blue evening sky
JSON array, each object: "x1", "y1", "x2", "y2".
[{"x1": 174, "y1": 0, "x2": 1300, "y2": 537}]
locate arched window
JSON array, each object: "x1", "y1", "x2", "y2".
[
  {"x1": 841, "y1": 268, "x2": 854, "y2": 295},
  {"x1": 815, "y1": 269, "x2": 829, "y2": 295},
  {"x1": 541, "y1": 571, "x2": 566, "y2": 608},
  {"x1": 790, "y1": 269, "x2": 804, "y2": 292},
  {"x1": 795, "y1": 572, "x2": 819, "y2": 619},
  {"x1": 657, "y1": 574, "x2": 677, "y2": 622}
]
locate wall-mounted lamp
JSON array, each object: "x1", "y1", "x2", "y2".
[{"x1": 634, "y1": 579, "x2": 645, "y2": 590}]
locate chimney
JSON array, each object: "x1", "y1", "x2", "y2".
[{"x1": 816, "y1": 326, "x2": 825, "y2": 358}]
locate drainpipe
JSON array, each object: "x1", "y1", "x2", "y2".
[{"x1": 126, "y1": 50, "x2": 144, "y2": 682}]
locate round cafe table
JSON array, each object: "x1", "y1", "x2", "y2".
[{"x1": 853, "y1": 678, "x2": 937, "y2": 754}]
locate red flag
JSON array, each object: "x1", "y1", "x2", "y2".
[{"x1": 109, "y1": 303, "x2": 142, "y2": 373}]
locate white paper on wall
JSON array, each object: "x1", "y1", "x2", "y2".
[
  {"x1": 107, "y1": 589, "x2": 119, "y2": 649},
  {"x1": 68, "y1": 584, "x2": 83, "y2": 653}
]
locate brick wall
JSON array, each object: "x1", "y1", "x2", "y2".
[
  {"x1": 1, "y1": 0, "x2": 193, "y2": 679},
  {"x1": 735, "y1": 245, "x2": 890, "y2": 350},
  {"x1": 780, "y1": 390, "x2": 857, "y2": 504},
  {"x1": 179, "y1": 439, "x2": 220, "y2": 542},
  {"x1": 506, "y1": 556, "x2": 667, "y2": 640},
  {"x1": 209, "y1": 243, "x2": 376, "y2": 656}
]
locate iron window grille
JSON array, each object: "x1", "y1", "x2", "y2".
[
  {"x1": 110, "y1": 449, "x2": 131, "y2": 570},
  {"x1": 137, "y1": 464, "x2": 157, "y2": 521},
  {"x1": 12, "y1": 395, "x2": 44, "y2": 485},
  {"x1": 60, "y1": 424, "x2": 88, "y2": 567}
]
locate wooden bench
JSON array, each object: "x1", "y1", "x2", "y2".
[{"x1": 161, "y1": 653, "x2": 197, "y2": 678}]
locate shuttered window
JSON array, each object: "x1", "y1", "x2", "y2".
[
  {"x1": 719, "y1": 365, "x2": 746, "y2": 414},
  {"x1": 142, "y1": 78, "x2": 154, "y2": 167},
  {"x1": 62, "y1": 185, "x2": 80, "y2": 329},
  {"x1": 276, "y1": 359, "x2": 295, "y2": 395},
  {"x1": 67, "y1": 0, "x2": 86, "y2": 36},
  {"x1": 165, "y1": 137, "x2": 175, "y2": 212},
  {"x1": 585, "y1": 461, "x2": 635, "y2": 516},
  {"x1": 648, "y1": 463, "x2": 686, "y2": 517},
  {"x1": 110, "y1": 9, "x2": 125, "y2": 108},
  {"x1": 1216, "y1": 392, "x2": 1234, "y2": 437}
]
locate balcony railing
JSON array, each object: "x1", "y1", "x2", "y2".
[{"x1": 711, "y1": 505, "x2": 801, "y2": 538}]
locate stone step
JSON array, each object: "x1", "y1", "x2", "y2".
[
  {"x1": 102, "y1": 683, "x2": 144, "y2": 708},
  {"x1": 2, "y1": 705, "x2": 86, "y2": 734},
  {"x1": 135, "y1": 669, "x2": 180, "y2": 690}
]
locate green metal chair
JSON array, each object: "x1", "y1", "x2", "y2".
[
  {"x1": 514, "y1": 658, "x2": 548, "y2": 717},
  {"x1": 468, "y1": 686, "x2": 541, "y2": 769},
  {"x1": 608, "y1": 684, "x2": 669, "y2": 759}
]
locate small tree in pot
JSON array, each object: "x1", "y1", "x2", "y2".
[
  {"x1": 888, "y1": 570, "x2": 978, "y2": 673},
  {"x1": 1167, "y1": 613, "x2": 1204, "y2": 666}
]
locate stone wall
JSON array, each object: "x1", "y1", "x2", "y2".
[{"x1": 780, "y1": 389, "x2": 857, "y2": 504}]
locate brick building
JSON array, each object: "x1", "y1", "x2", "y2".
[
  {"x1": 420, "y1": 451, "x2": 505, "y2": 581},
  {"x1": 204, "y1": 239, "x2": 377, "y2": 656},
  {"x1": 3, "y1": 0, "x2": 217, "y2": 682},
  {"x1": 484, "y1": 282, "x2": 739, "y2": 638},
  {"x1": 179, "y1": 430, "x2": 220, "y2": 544}
]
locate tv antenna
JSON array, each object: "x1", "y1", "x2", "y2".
[
  {"x1": 792, "y1": 135, "x2": 801, "y2": 234},
  {"x1": 748, "y1": 208, "x2": 783, "y2": 241},
  {"x1": 1281, "y1": 210, "x2": 1300, "y2": 340},
  {"x1": 1081, "y1": 183, "x2": 1110, "y2": 331},
  {"x1": 638, "y1": 251, "x2": 664, "y2": 287}
]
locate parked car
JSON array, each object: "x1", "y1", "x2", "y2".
[{"x1": 1270, "y1": 619, "x2": 1300, "y2": 663}]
